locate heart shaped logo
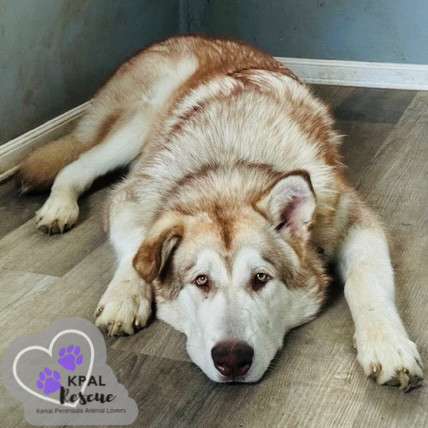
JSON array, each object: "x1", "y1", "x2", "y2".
[
  {"x1": 1, "y1": 317, "x2": 138, "y2": 425},
  {"x1": 12, "y1": 329, "x2": 94, "y2": 408}
]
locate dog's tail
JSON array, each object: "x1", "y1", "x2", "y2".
[{"x1": 16, "y1": 134, "x2": 87, "y2": 193}]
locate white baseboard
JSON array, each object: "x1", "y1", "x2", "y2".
[
  {"x1": 0, "y1": 102, "x2": 90, "y2": 182},
  {"x1": 276, "y1": 57, "x2": 428, "y2": 90}
]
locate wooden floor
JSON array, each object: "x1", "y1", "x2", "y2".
[{"x1": 1, "y1": 85, "x2": 427, "y2": 427}]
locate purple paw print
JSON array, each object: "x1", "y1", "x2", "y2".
[
  {"x1": 58, "y1": 345, "x2": 83, "y2": 371},
  {"x1": 36, "y1": 368, "x2": 61, "y2": 395}
]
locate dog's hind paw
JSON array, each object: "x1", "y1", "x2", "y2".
[
  {"x1": 35, "y1": 193, "x2": 79, "y2": 234},
  {"x1": 95, "y1": 269, "x2": 152, "y2": 336},
  {"x1": 356, "y1": 329, "x2": 423, "y2": 392}
]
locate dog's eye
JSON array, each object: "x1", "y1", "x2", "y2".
[
  {"x1": 194, "y1": 275, "x2": 210, "y2": 290},
  {"x1": 252, "y1": 272, "x2": 271, "y2": 291}
]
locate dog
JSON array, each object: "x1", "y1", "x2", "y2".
[{"x1": 18, "y1": 36, "x2": 423, "y2": 388}]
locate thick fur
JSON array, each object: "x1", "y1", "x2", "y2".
[
  {"x1": 19, "y1": 36, "x2": 423, "y2": 388},
  {"x1": 18, "y1": 135, "x2": 84, "y2": 193}
]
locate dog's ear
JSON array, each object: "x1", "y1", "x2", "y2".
[
  {"x1": 258, "y1": 170, "x2": 316, "y2": 242},
  {"x1": 133, "y1": 216, "x2": 183, "y2": 283}
]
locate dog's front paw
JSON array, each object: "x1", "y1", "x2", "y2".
[
  {"x1": 356, "y1": 329, "x2": 423, "y2": 392},
  {"x1": 36, "y1": 193, "x2": 79, "y2": 234},
  {"x1": 95, "y1": 270, "x2": 152, "y2": 337}
]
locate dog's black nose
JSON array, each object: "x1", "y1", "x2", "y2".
[{"x1": 211, "y1": 341, "x2": 254, "y2": 378}]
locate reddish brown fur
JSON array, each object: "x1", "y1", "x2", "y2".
[
  {"x1": 92, "y1": 109, "x2": 123, "y2": 148},
  {"x1": 134, "y1": 223, "x2": 183, "y2": 284},
  {"x1": 16, "y1": 135, "x2": 85, "y2": 192}
]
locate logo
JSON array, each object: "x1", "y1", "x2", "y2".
[{"x1": 1, "y1": 318, "x2": 138, "y2": 425}]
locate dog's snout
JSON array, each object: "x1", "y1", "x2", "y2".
[{"x1": 211, "y1": 341, "x2": 254, "y2": 378}]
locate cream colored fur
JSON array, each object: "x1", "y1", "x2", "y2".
[{"x1": 19, "y1": 36, "x2": 423, "y2": 388}]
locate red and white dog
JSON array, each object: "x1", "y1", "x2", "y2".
[{"x1": 18, "y1": 36, "x2": 423, "y2": 388}]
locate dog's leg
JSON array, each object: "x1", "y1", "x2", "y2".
[
  {"x1": 95, "y1": 185, "x2": 151, "y2": 336},
  {"x1": 337, "y1": 198, "x2": 423, "y2": 390},
  {"x1": 32, "y1": 49, "x2": 197, "y2": 235},
  {"x1": 35, "y1": 115, "x2": 145, "y2": 234}
]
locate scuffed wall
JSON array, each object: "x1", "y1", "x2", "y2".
[
  {"x1": 0, "y1": 0, "x2": 179, "y2": 145},
  {"x1": 187, "y1": 0, "x2": 428, "y2": 64}
]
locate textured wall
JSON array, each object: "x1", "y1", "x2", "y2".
[
  {"x1": 186, "y1": 0, "x2": 428, "y2": 64},
  {"x1": 0, "y1": 0, "x2": 179, "y2": 145}
]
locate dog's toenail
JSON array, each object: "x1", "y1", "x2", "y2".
[{"x1": 370, "y1": 363, "x2": 381, "y2": 377}]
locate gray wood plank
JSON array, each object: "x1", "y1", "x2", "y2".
[
  {"x1": 334, "y1": 88, "x2": 416, "y2": 124},
  {"x1": 354, "y1": 92, "x2": 428, "y2": 234},
  {"x1": 337, "y1": 120, "x2": 395, "y2": 185},
  {"x1": 0, "y1": 178, "x2": 47, "y2": 240},
  {"x1": 0, "y1": 271, "x2": 58, "y2": 428},
  {"x1": 0, "y1": 270, "x2": 57, "y2": 313},
  {"x1": 0, "y1": 187, "x2": 109, "y2": 276},
  {"x1": 310, "y1": 84, "x2": 355, "y2": 110}
]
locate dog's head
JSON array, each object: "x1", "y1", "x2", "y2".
[{"x1": 134, "y1": 171, "x2": 327, "y2": 382}]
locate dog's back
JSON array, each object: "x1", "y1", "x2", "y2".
[{"x1": 18, "y1": 36, "x2": 334, "y2": 192}]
